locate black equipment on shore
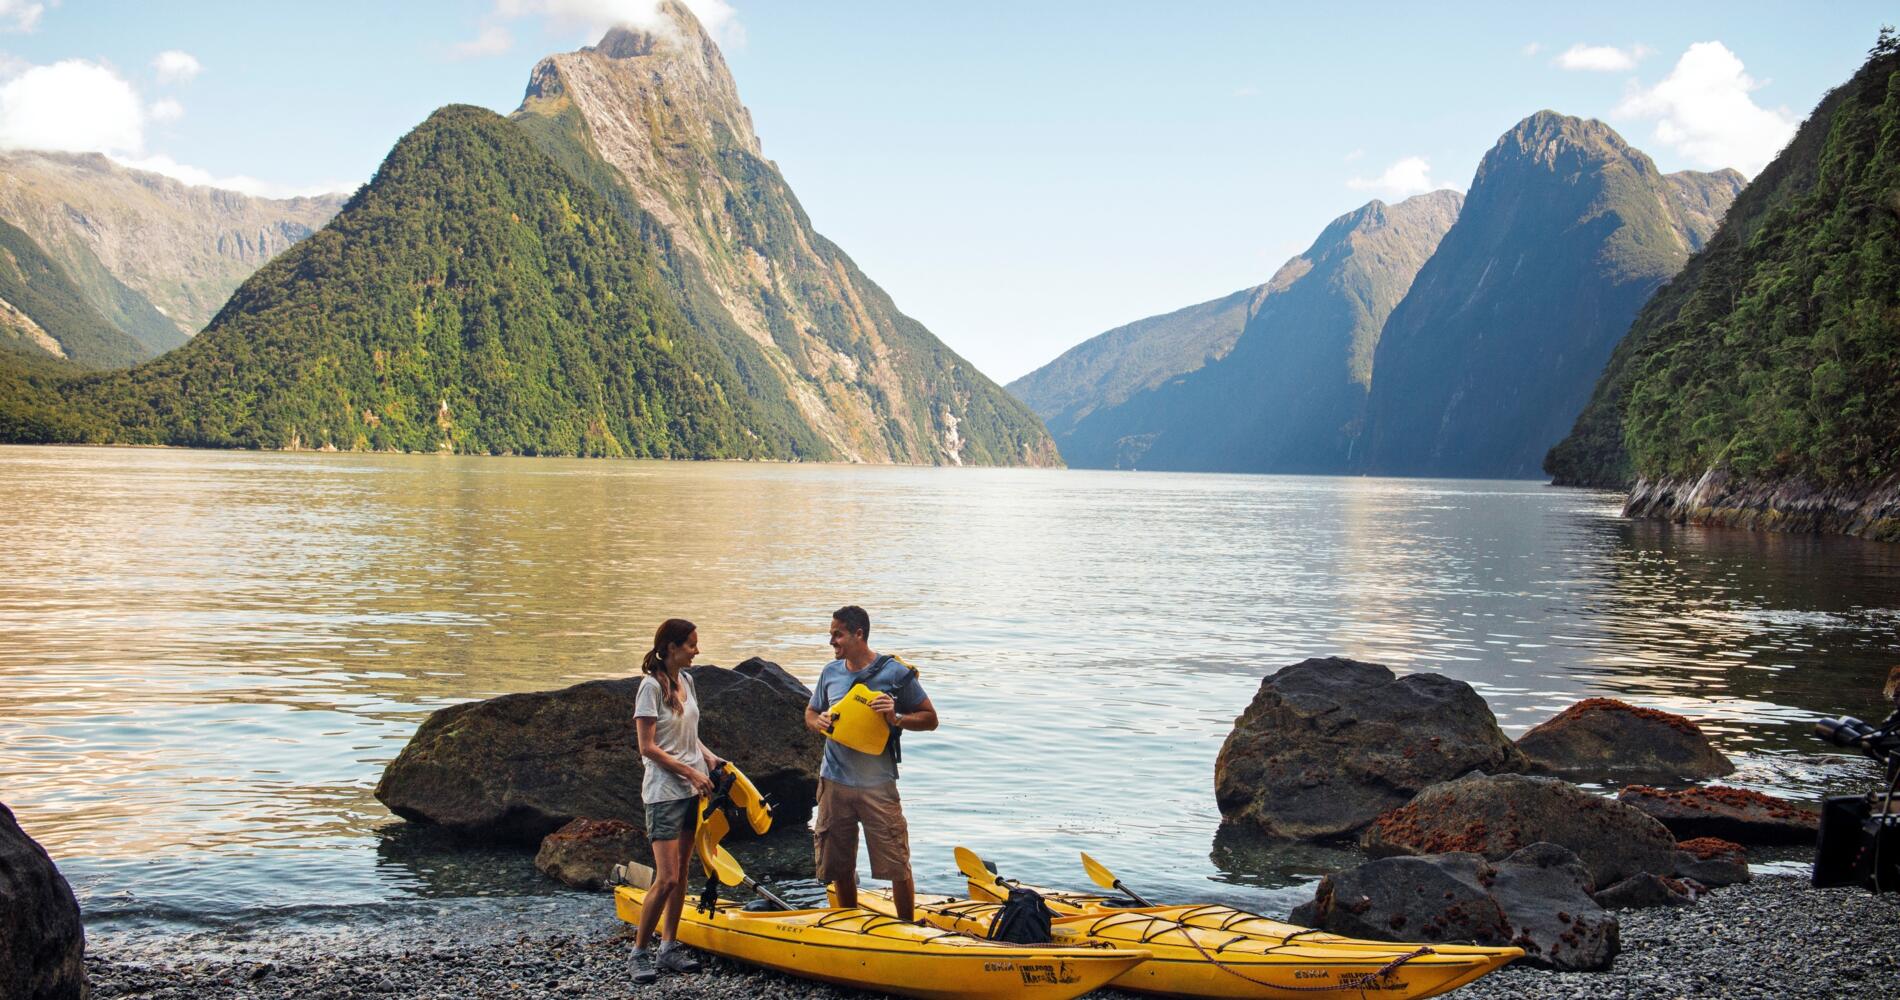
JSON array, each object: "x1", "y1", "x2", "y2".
[{"x1": 1812, "y1": 708, "x2": 1900, "y2": 893}]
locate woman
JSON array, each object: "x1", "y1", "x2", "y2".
[{"x1": 631, "y1": 618, "x2": 724, "y2": 984}]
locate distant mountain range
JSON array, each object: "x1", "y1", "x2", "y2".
[
  {"x1": 1546, "y1": 42, "x2": 1900, "y2": 539},
  {"x1": 0, "y1": 151, "x2": 344, "y2": 363},
  {"x1": 1028, "y1": 191, "x2": 1461, "y2": 472},
  {"x1": 1014, "y1": 113, "x2": 1742, "y2": 479},
  {"x1": 0, "y1": 2, "x2": 1057, "y2": 465}
]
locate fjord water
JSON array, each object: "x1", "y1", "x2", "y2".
[{"x1": 2, "y1": 446, "x2": 1894, "y2": 949}]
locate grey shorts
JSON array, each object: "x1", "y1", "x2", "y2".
[{"x1": 645, "y1": 796, "x2": 698, "y2": 842}]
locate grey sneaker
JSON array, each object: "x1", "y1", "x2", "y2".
[
  {"x1": 657, "y1": 941, "x2": 702, "y2": 973},
  {"x1": 631, "y1": 946, "x2": 658, "y2": 984}
]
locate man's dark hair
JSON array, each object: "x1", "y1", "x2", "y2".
[{"x1": 832, "y1": 605, "x2": 870, "y2": 641}]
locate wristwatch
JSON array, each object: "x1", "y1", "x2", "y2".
[{"x1": 892, "y1": 712, "x2": 906, "y2": 729}]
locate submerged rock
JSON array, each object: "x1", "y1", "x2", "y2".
[
  {"x1": 374, "y1": 661, "x2": 821, "y2": 843},
  {"x1": 1291, "y1": 842, "x2": 1619, "y2": 971},
  {"x1": 1215, "y1": 658, "x2": 1525, "y2": 840},
  {"x1": 535, "y1": 818, "x2": 649, "y2": 891},
  {"x1": 1593, "y1": 872, "x2": 1699, "y2": 909},
  {"x1": 1360, "y1": 772, "x2": 1679, "y2": 887},
  {"x1": 1, "y1": 801, "x2": 87, "y2": 1000},
  {"x1": 1617, "y1": 785, "x2": 1817, "y2": 845},
  {"x1": 1515, "y1": 698, "x2": 1733, "y2": 784}
]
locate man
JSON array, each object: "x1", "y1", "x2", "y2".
[{"x1": 804, "y1": 604, "x2": 938, "y2": 922}]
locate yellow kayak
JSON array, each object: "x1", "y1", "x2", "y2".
[
  {"x1": 854, "y1": 884, "x2": 1520, "y2": 1000},
  {"x1": 612, "y1": 885, "x2": 1149, "y2": 1000}
]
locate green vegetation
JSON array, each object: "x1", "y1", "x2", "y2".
[
  {"x1": 1548, "y1": 44, "x2": 1900, "y2": 487},
  {"x1": 0, "y1": 218, "x2": 152, "y2": 367},
  {"x1": 0, "y1": 105, "x2": 806, "y2": 459}
]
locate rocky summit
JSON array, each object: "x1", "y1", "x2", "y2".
[{"x1": 512, "y1": 3, "x2": 1057, "y2": 466}]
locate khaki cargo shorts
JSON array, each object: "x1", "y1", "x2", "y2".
[{"x1": 813, "y1": 778, "x2": 911, "y2": 882}]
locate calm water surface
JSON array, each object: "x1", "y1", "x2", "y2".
[{"x1": 0, "y1": 446, "x2": 1893, "y2": 952}]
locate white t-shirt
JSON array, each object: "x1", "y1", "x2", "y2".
[{"x1": 635, "y1": 672, "x2": 707, "y2": 804}]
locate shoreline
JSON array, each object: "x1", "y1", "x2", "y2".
[{"x1": 85, "y1": 875, "x2": 1900, "y2": 1000}]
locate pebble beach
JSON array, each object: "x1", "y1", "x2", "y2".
[{"x1": 87, "y1": 876, "x2": 1900, "y2": 1000}]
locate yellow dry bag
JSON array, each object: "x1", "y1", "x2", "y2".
[{"x1": 825, "y1": 656, "x2": 920, "y2": 757}]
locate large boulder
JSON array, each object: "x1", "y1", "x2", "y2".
[
  {"x1": 1616, "y1": 785, "x2": 1817, "y2": 845},
  {"x1": 1591, "y1": 872, "x2": 1698, "y2": 909},
  {"x1": 1359, "y1": 772, "x2": 1679, "y2": 887},
  {"x1": 1515, "y1": 698, "x2": 1733, "y2": 783},
  {"x1": 1671, "y1": 837, "x2": 1751, "y2": 887},
  {"x1": 534, "y1": 818, "x2": 649, "y2": 891},
  {"x1": 375, "y1": 661, "x2": 822, "y2": 843},
  {"x1": 1215, "y1": 658, "x2": 1525, "y2": 840},
  {"x1": 1, "y1": 801, "x2": 87, "y2": 1000},
  {"x1": 1290, "y1": 843, "x2": 1619, "y2": 971}
]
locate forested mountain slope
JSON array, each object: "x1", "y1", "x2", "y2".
[{"x1": 1547, "y1": 41, "x2": 1900, "y2": 539}]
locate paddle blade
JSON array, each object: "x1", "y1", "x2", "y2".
[
  {"x1": 954, "y1": 845, "x2": 1000, "y2": 884},
  {"x1": 1080, "y1": 851, "x2": 1119, "y2": 891},
  {"x1": 698, "y1": 838, "x2": 747, "y2": 887}
]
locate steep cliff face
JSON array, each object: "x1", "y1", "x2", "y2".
[
  {"x1": 512, "y1": 5, "x2": 1057, "y2": 466},
  {"x1": 1547, "y1": 45, "x2": 1900, "y2": 538},
  {"x1": 1358, "y1": 113, "x2": 1742, "y2": 479},
  {"x1": 1008, "y1": 284, "x2": 1267, "y2": 440},
  {"x1": 0, "y1": 217, "x2": 150, "y2": 367},
  {"x1": 1048, "y1": 191, "x2": 1463, "y2": 471},
  {"x1": 0, "y1": 151, "x2": 346, "y2": 354}
]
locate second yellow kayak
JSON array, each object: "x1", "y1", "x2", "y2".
[{"x1": 856, "y1": 884, "x2": 1520, "y2": 1000}]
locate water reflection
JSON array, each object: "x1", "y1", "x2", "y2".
[{"x1": 0, "y1": 446, "x2": 1894, "y2": 933}]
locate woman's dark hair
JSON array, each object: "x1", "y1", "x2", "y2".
[
  {"x1": 641, "y1": 618, "x2": 696, "y2": 714},
  {"x1": 832, "y1": 605, "x2": 870, "y2": 641}
]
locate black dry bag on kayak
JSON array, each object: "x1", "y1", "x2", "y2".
[{"x1": 986, "y1": 886, "x2": 1056, "y2": 944}]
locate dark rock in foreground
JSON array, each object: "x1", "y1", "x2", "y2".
[
  {"x1": 1515, "y1": 698, "x2": 1734, "y2": 783},
  {"x1": 1, "y1": 800, "x2": 87, "y2": 1000},
  {"x1": 534, "y1": 818, "x2": 649, "y2": 892},
  {"x1": 1215, "y1": 658, "x2": 1525, "y2": 840},
  {"x1": 374, "y1": 661, "x2": 821, "y2": 843},
  {"x1": 1291, "y1": 842, "x2": 1619, "y2": 971},
  {"x1": 1617, "y1": 784, "x2": 1818, "y2": 845},
  {"x1": 1360, "y1": 772, "x2": 1679, "y2": 887}
]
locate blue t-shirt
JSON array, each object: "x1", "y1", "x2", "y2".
[{"x1": 807, "y1": 655, "x2": 928, "y2": 788}]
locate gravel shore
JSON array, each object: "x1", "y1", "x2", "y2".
[{"x1": 88, "y1": 876, "x2": 1899, "y2": 1000}]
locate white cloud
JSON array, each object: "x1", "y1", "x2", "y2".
[
  {"x1": 0, "y1": 59, "x2": 144, "y2": 154},
  {"x1": 0, "y1": 0, "x2": 44, "y2": 33},
  {"x1": 1522, "y1": 42, "x2": 1543, "y2": 57},
  {"x1": 1615, "y1": 41, "x2": 1797, "y2": 176},
  {"x1": 1346, "y1": 156, "x2": 1453, "y2": 199},
  {"x1": 110, "y1": 153, "x2": 353, "y2": 199},
  {"x1": 1556, "y1": 43, "x2": 1647, "y2": 72},
  {"x1": 452, "y1": 23, "x2": 515, "y2": 57},
  {"x1": 149, "y1": 97, "x2": 183, "y2": 121},
  {"x1": 152, "y1": 50, "x2": 201, "y2": 84},
  {"x1": 1343, "y1": 148, "x2": 1365, "y2": 163},
  {"x1": 461, "y1": 0, "x2": 743, "y2": 56}
]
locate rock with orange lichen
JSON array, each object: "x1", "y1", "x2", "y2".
[
  {"x1": 1360, "y1": 772, "x2": 1680, "y2": 886},
  {"x1": 1215, "y1": 657, "x2": 1526, "y2": 840},
  {"x1": 1516, "y1": 698, "x2": 1734, "y2": 783},
  {"x1": 1670, "y1": 836, "x2": 1751, "y2": 887},
  {"x1": 1593, "y1": 871, "x2": 1699, "y2": 909},
  {"x1": 1291, "y1": 842, "x2": 1618, "y2": 971},
  {"x1": 1618, "y1": 784, "x2": 1818, "y2": 845}
]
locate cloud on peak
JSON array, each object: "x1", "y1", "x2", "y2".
[
  {"x1": 152, "y1": 50, "x2": 202, "y2": 84},
  {"x1": 1555, "y1": 43, "x2": 1649, "y2": 72},
  {"x1": 1346, "y1": 156, "x2": 1456, "y2": 199},
  {"x1": 455, "y1": 0, "x2": 741, "y2": 59},
  {"x1": 1615, "y1": 41, "x2": 1796, "y2": 176},
  {"x1": 0, "y1": 59, "x2": 144, "y2": 154}
]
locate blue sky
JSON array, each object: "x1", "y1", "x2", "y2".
[{"x1": 1, "y1": 2, "x2": 1888, "y2": 381}]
